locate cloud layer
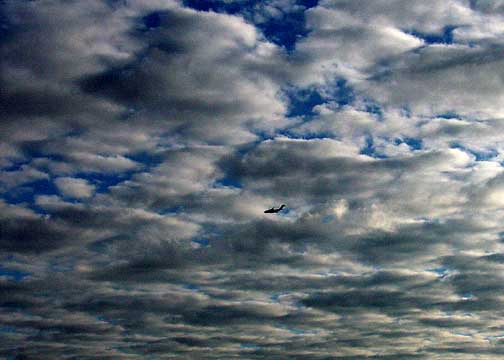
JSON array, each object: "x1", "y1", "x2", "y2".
[{"x1": 3, "y1": 0, "x2": 504, "y2": 358}]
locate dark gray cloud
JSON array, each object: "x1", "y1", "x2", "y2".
[{"x1": 2, "y1": 0, "x2": 504, "y2": 359}]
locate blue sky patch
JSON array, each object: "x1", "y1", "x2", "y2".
[
  {"x1": 73, "y1": 171, "x2": 136, "y2": 193},
  {"x1": 3, "y1": 178, "x2": 58, "y2": 206},
  {"x1": 159, "y1": 206, "x2": 185, "y2": 215},
  {"x1": 191, "y1": 238, "x2": 210, "y2": 248},
  {"x1": 142, "y1": 12, "x2": 162, "y2": 29},
  {"x1": 256, "y1": 9, "x2": 310, "y2": 51},
  {"x1": 435, "y1": 112, "x2": 463, "y2": 120},
  {"x1": 360, "y1": 136, "x2": 387, "y2": 158},
  {"x1": 0, "y1": 327, "x2": 18, "y2": 335},
  {"x1": 328, "y1": 79, "x2": 355, "y2": 107},
  {"x1": 0, "y1": 266, "x2": 31, "y2": 281},
  {"x1": 363, "y1": 101, "x2": 384, "y2": 121},
  {"x1": 285, "y1": 87, "x2": 325, "y2": 118},
  {"x1": 183, "y1": 0, "x2": 318, "y2": 51},
  {"x1": 1, "y1": 159, "x2": 31, "y2": 172},
  {"x1": 428, "y1": 266, "x2": 449, "y2": 279},
  {"x1": 20, "y1": 144, "x2": 65, "y2": 162},
  {"x1": 450, "y1": 142, "x2": 497, "y2": 161},
  {"x1": 184, "y1": 283, "x2": 200, "y2": 291},
  {"x1": 270, "y1": 293, "x2": 282, "y2": 302},
  {"x1": 322, "y1": 214, "x2": 334, "y2": 223},
  {"x1": 284, "y1": 79, "x2": 354, "y2": 119},
  {"x1": 127, "y1": 151, "x2": 164, "y2": 168},
  {"x1": 406, "y1": 25, "x2": 458, "y2": 45},
  {"x1": 395, "y1": 137, "x2": 423, "y2": 150},
  {"x1": 214, "y1": 176, "x2": 242, "y2": 189}
]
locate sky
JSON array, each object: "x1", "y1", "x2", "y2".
[{"x1": 2, "y1": 0, "x2": 504, "y2": 358}]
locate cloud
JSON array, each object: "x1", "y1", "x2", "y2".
[
  {"x1": 0, "y1": 165, "x2": 49, "y2": 191},
  {"x1": 364, "y1": 44, "x2": 504, "y2": 117},
  {"x1": 3, "y1": 0, "x2": 504, "y2": 358},
  {"x1": 77, "y1": 5, "x2": 289, "y2": 145},
  {"x1": 54, "y1": 177, "x2": 95, "y2": 198}
]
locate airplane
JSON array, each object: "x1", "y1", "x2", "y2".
[{"x1": 264, "y1": 204, "x2": 286, "y2": 214}]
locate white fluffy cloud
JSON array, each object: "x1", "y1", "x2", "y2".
[{"x1": 54, "y1": 177, "x2": 95, "y2": 198}]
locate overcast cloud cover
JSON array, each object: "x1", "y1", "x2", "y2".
[{"x1": 3, "y1": 0, "x2": 504, "y2": 358}]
